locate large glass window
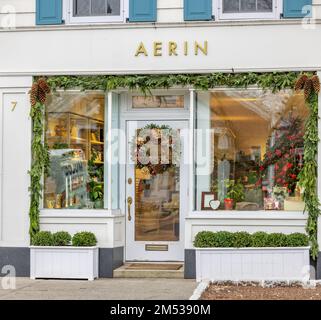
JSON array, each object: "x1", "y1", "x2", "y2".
[
  {"x1": 195, "y1": 89, "x2": 308, "y2": 212},
  {"x1": 44, "y1": 92, "x2": 105, "y2": 210}
]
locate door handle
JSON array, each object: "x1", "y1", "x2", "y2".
[{"x1": 127, "y1": 197, "x2": 133, "y2": 221}]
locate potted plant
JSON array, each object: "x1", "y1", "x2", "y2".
[
  {"x1": 30, "y1": 231, "x2": 98, "y2": 281},
  {"x1": 194, "y1": 231, "x2": 310, "y2": 282},
  {"x1": 224, "y1": 179, "x2": 245, "y2": 210}
]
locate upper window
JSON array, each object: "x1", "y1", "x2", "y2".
[
  {"x1": 218, "y1": 0, "x2": 279, "y2": 20},
  {"x1": 68, "y1": 0, "x2": 124, "y2": 23}
]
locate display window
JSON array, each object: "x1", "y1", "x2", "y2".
[
  {"x1": 195, "y1": 89, "x2": 308, "y2": 211},
  {"x1": 44, "y1": 92, "x2": 105, "y2": 210}
]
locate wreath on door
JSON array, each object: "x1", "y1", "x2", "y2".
[{"x1": 130, "y1": 123, "x2": 181, "y2": 177}]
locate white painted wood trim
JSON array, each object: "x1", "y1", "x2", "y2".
[
  {"x1": 65, "y1": 0, "x2": 126, "y2": 24},
  {"x1": 189, "y1": 89, "x2": 195, "y2": 212},
  {"x1": 195, "y1": 247, "x2": 310, "y2": 282},
  {"x1": 215, "y1": 0, "x2": 282, "y2": 21}
]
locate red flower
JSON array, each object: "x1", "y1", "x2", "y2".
[
  {"x1": 259, "y1": 165, "x2": 265, "y2": 172},
  {"x1": 287, "y1": 163, "x2": 293, "y2": 169},
  {"x1": 275, "y1": 149, "x2": 282, "y2": 157}
]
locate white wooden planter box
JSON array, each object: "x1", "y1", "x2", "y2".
[
  {"x1": 30, "y1": 246, "x2": 99, "y2": 281},
  {"x1": 196, "y1": 247, "x2": 310, "y2": 282}
]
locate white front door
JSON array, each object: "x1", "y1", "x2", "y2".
[{"x1": 125, "y1": 120, "x2": 189, "y2": 261}]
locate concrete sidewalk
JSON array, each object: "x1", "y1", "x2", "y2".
[{"x1": 0, "y1": 278, "x2": 197, "y2": 300}]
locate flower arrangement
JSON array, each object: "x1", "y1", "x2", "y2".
[{"x1": 260, "y1": 115, "x2": 304, "y2": 195}]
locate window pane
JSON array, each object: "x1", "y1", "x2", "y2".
[
  {"x1": 223, "y1": 0, "x2": 240, "y2": 13},
  {"x1": 44, "y1": 92, "x2": 105, "y2": 210},
  {"x1": 73, "y1": 0, "x2": 120, "y2": 17},
  {"x1": 132, "y1": 95, "x2": 185, "y2": 109},
  {"x1": 223, "y1": 0, "x2": 273, "y2": 13},
  {"x1": 91, "y1": 0, "x2": 106, "y2": 16},
  {"x1": 241, "y1": 0, "x2": 256, "y2": 12},
  {"x1": 107, "y1": 0, "x2": 121, "y2": 16},
  {"x1": 257, "y1": 0, "x2": 272, "y2": 12},
  {"x1": 195, "y1": 90, "x2": 308, "y2": 212},
  {"x1": 74, "y1": 0, "x2": 91, "y2": 16}
]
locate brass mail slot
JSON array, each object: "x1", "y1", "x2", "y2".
[{"x1": 145, "y1": 244, "x2": 168, "y2": 252}]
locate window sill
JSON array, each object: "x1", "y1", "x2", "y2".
[
  {"x1": 187, "y1": 210, "x2": 308, "y2": 220},
  {"x1": 40, "y1": 208, "x2": 124, "y2": 218}
]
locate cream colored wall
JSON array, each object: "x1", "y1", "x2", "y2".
[{"x1": 0, "y1": 0, "x2": 320, "y2": 28}]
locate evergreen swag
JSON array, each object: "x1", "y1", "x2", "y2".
[{"x1": 29, "y1": 72, "x2": 320, "y2": 258}]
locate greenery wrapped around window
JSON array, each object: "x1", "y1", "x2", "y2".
[{"x1": 29, "y1": 72, "x2": 320, "y2": 259}]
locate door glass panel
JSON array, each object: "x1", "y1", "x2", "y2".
[{"x1": 133, "y1": 126, "x2": 180, "y2": 241}]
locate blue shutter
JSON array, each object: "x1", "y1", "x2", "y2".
[
  {"x1": 36, "y1": 0, "x2": 63, "y2": 25},
  {"x1": 184, "y1": 0, "x2": 212, "y2": 21},
  {"x1": 283, "y1": 0, "x2": 312, "y2": 18},
  {"x1": 129, "y1": 0, "x2": 157, "y2": 22}
]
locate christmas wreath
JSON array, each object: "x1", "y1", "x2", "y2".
[{"x1": 130, "y1": 123, "x2": 181, "y2": 176}]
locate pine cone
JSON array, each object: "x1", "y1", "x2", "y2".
[
  {"x1": 311, "y1": 75, "x2": 320, "y2": 93},
  {"x1": 294, "y1": 74, "x2": 308, "y2": 91},
  {"x1": 30, "y1": 83, "x2": 39, "y2": 106},
  {"x1": 38, "y1": 88, "x2": 47, "y2": 104},
  {"x1": 38, "y1": 78, "x2": 50, "y2": 94},
  {"x1": 304, "y1": 78, "x2": 313, "y2": 98}
]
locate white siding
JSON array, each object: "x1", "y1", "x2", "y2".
[
  {"x1": 0, "y1": 0, "x2": 35, "y2": 28},
  {"x1": 0, "y1": 0, "x2": 319, "y2": 27}
]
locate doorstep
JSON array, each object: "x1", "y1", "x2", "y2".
[{"x1": 113, "y1": 263, "x2": 184, "y2": 279}]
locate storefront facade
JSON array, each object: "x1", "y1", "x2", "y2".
[{"x1": 0, "y1": 0, "x2": 320, "y2": 279}]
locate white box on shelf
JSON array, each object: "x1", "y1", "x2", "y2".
[
  {"x1": 30, "y1": 246, "x2": 99, "y2": 281},
  {"x1": 196, "y1": 247, "x2": 310, "y2": 282}
]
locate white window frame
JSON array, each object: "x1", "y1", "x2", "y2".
[
  {"x1": 64, "y1": 0, "x2": 128, "y2": 24},
  {"x1": 215, "y1": 0, "x2": 282, "y2": 20}
]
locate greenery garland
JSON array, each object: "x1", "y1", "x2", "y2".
[
  {"x1": 30, "y1": 72, "x2": 320, "y2": 259},
  {"x1": 296, "y1": 75, "x2": 321, "y2": 259},
  {"x1": 47, "y1": 72, "x2": 302, "y2": 93},
  {"x1": 29, "y1": 79, "x2": 50, "y2": 240}
]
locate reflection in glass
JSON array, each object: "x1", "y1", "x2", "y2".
[
  {"x1": 132, "y1": 95, "x2": 184, "y2": 109},
  {"x1": 195, "y1": 90, "x2": 308, "y2": 211},
  {"x1": 133, "y1": 127, "x2": 180, "y2": 241},
  {"x1": 223, "y1": 0, "x2": 273, "y2": 13},
  {"x1": 44, "y1": 93, "x2": 105, "y2": 210}
]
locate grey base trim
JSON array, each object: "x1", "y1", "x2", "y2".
[
  {"x1": 99, "y1": 247, "x2": 124, "y2": 278},
  {"x1": 184, "y1": 249, "x2": 196, "y2": 279},
  {"x1": 316, "y1": 252, "x2": 321, "y2": 280},
  {"x1": 0, "y1": 247, "x2": 30, "y2": 277}
]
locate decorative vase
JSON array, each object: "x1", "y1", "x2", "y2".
[{"x1": 224, "y1": 198, "x2": 234, "y2": 210}]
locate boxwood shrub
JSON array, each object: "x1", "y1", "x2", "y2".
[
  {"x1": 194, "y1": 231, "x2": 309, "y2": 248},
  {"x1": 32, "y1": 231, "x2": 54, "y2": 246},
  {"x1": 72, "y1": 232, "x2": 97, "y2": 247},
  {"x1": 52, "y1": 231, "x2": 72, "y2": 246},
  {"x1": 232, "y1": 232, "x2": 252, "y2": 248}
]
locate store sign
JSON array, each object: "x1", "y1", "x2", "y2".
[{"x1": 135, "y1": 41, "x2": 208, "y2": 57}]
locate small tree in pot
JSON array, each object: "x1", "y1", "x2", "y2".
[{"x1": 224, "y1": 179, "x2": 245, "y2": 210}]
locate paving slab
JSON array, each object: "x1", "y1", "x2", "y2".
[{"x1": 0, "y1": 278, "x2": 197, "y2": 300}]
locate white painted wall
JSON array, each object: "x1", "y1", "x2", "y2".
[
  {"x1": 0, "y1": 76, "x2": 33, "y2": 247},
  {"x1": 0, "y1": 0, "x2": 319, "y2": 27},
  {"x1": 0, "y1": 22, "x2": 321, "y2": 75}
]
